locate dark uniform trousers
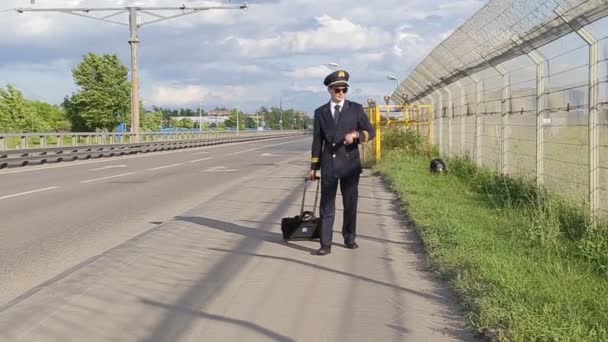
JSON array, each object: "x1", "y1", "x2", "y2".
[
  {"x1": 319, "y1": 171, "x2": 360, "y2": 246},
  {"x1": 310, "y1": 100, "x2": 375, "y2": 248}
]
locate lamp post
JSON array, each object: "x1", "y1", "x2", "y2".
[
  {"x1": 236, "y1": 107, "x2": 240, "y2": 136},
  {"x1": 279, "y1": 95, "x2": 283, "y2": 130},
  {"x1": 199, "y1": 100, "x2": 203, "y2": 134},
  {"x1": 387, "y1": 75, "x2": 400, "y2": 89},
  {"x1": 386, "y1": 75, "x2": 401, "y2": 105}
]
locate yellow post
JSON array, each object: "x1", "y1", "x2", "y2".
[{"x1": 374, "y1": 105, "x2": 382, "y2": 162}]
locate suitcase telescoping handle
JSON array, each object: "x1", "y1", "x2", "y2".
[{"x1": 300, "y1": 178, "x2": 320, "y2": 219}]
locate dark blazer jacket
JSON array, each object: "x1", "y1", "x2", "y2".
[{"x1": 310, "y1": 100, "x2": 375, "y2": 178}]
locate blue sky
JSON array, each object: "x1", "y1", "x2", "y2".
[{"x1": 0, "y1": 0, "x2": 485, "y2": 114}]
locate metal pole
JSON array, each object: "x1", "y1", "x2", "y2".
[
  {"x1": 500, "y1": 67, "x2": 511, "y2": 175},
  {"x1": 555, "y1": 6, "x2": 600, "y2": 219},
  {"x1": 279, "y1": 95, "x2": 283, "y2": 130},
  {"x1": 128, "y1": 8, "x2": 140, "y2": 142},
  {"x1": 588, "y1": 35, "x2": 600, "y2": 218},
  {"x1": 437, "y1": 91, "x2": 443, "y2": 155},
  {"x1": 472, "y1": 77, "x2": 483, "y2": 167},
  {"x1": 428, "y1": 93, "x2": 437, "y2": 149},
  {"x1": 535, "y1": 54, "x2": 546, "y2": 187},
  {"x1": 199, "y1": 100, "x2": 203, "y2": 134},
  {"x1": 455, "y1": 82, "x2": 466, "y2": 155},
  {"x1": 445, "y1": 88, "x2": 453, "y2": 158},
  {"x1": 236, "y1": 107, "x2": 240, "y2": 136},
  {"x1": 512, "y1": 35, "x2": 546, "y2": 187}
]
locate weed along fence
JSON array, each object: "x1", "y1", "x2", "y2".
[
  {"x1": 389, "y1": 0, "x2": 608, "y2": 219},
  {"x1": 361, "y1": 103, "x2": 434, "y2": 164}
]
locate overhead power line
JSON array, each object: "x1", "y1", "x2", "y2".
[{"x1": 14, "y1": 2, "x2": 248, "y2": 140}]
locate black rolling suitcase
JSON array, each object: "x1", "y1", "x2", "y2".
[{"x1": 281, "y1": 178, "x2": 321, "y2": 241}]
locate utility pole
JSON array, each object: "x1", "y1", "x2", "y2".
[
  {"x1": 128, "y1": 8, "x2": 140, "y2": 137},
  {"x1": 236, "y1": 107, "x2": 240, "y2": 136},
  {"x1": 279, "y1": 95, "x2": 283, "y2": 130},
  {"x1": 15, "y1": 3, "x2": 248, "y2": 142}
]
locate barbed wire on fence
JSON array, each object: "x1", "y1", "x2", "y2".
[{"x1": 393, "y1": 0, "x2": 608, "y2": 217}]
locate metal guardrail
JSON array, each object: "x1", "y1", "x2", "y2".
[
  {"x1": 0, "y1": 131, "x2": 302, "y2": 151},
  {"x1": 0, "y1": 130, "x2": 308, "y2": 169}
]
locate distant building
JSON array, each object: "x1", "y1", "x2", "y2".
[
  {"x1": 209, "y1": 109, "x2": 232, "y2": 117},
  {"x1": 173, "y1": 116, "x2": 228, "y2": 124}
]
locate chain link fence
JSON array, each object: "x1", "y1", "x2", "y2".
[{"x1": 392, "y1": 0, "x2": 608, "y2": 217}]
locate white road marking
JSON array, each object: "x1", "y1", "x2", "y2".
[
  {"x1": 0, "y1": 136, "x2": 298, "y2": 175},
  {"x1": 88, "y1": 165, "x2": 127, "y2": 171},
  {"x1": 204, "y1": 166, "x2": 239, "y2": 172},
  {"x1": 260, "y1": 153, "x2": 280, "y2": 157},
  {"x1": 80, "y1": 172, "x2": 137, "y2": 184},
  {"x1": 147, "y1": 163, "x2": 184, "y2": 171},
  {"x1": 0, "y1": 187, "x2": 60, "y2": 201},
  {"x1": 189, "y1": 157, "x2": 213, "y2": 163},
  {"x1": 193, "y1": 151, "x2": 210, "y2": 155},
  {"x1": 226, "y1": 138, "x2": 308, "y2": 156}
]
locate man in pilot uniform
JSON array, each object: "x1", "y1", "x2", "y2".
[{"x1": 309, "y1": 70, "x2": 375, "y2": 255}]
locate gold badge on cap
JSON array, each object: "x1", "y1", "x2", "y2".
[{"x1": 338, "y1": 71, "x2": 345, "y2": 77}]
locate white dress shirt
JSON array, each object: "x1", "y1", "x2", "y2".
[{"x1": 330, "y1": 99, "x2": 345, "y2": 119}]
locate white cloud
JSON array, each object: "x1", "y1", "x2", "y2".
[
  {"x1": 284, "y1": 65, "x2": 333, "y2": 80},
  {"x1": 227, "y1": 15, "x2": 391, "y2": 58},
  {"x1": 149, "y1": 84, "x2": 247, "y2": 106},
  {"x1": 0, "y1": 0, "x2": 485, "y2": 114}
]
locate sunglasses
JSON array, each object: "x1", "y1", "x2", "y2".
[{"x1": 332, "y1": 87, "x2": 348, "y2": 94}]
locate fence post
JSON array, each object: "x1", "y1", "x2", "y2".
[
  {"x1": 555, "y1": 6, "x2": 600, "y2": 220},
  {"x1": 0, "y1": 136, "x2": 5, "y2": 152},
  {"x1": 474, "y1": 77, "x2": 483, "y2": 167},
  {"x1": 428, "y1": 93, "x2": 438, "y2": 150},
  {"x1": 528, "y1": 50, "x2": 546, "y2": 188},
  {"x1": 454, "y1": 82, "x2": 466, "y2": 155},
  {"x1": 445, "y1": 88, "x2": 453, "y2": 158},
  {"x1": 511, "y1": 35, "x2": 547, "y2": 187},
  {"x1": 437, "y1": 91, "x2": 444, "y2": 155},
  {"x1": 498, "y1": 66, "x2": 510, "y2": 175}
]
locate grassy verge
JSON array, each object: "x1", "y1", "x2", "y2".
[{"x1": 374, "y1": 128, "x2": 608, "y2": 341}]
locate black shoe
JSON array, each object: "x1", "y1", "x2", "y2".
[
  {"x1": 316, "y1": 246, "x2": 331, "y2": 255},
  {"x1": 345, "y1": 242, "x2": 359, "y2": 249}
]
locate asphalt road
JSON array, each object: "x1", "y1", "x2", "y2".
[
  {"x1": 0, "y1": 136, "x2": 474, "y2": 341},
  {"x1": 0, "y1": 136, "x2": 310, "y2": 306}
]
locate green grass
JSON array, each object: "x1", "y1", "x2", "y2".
[{"x1": 374, "y1": 128, "x2": 608, "y2": 341}]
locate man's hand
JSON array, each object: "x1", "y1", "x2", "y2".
[
  {"x1": 345, "y1": 131, "x2": 360, "y2": 145},
  {"x1": 309, "y1": 169, "x2": 319, "y2": 180}
]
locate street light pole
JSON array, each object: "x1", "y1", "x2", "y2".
[
  {"x1": 15, "y1": 3, "x2": 248, "y2": 142},
  {"x1": 387, "y1": 75, "x2": 400, "y2": 89},
  {"x1": 279, "y1": 95, "x2": 283, "y2": 130},
  {"x1": 386, "y1": 75, "x2": 401, "y2": 105},
  {"x1": 236, "y1": 107, "x2": 240, "y2": 136},
  {"x1": 128, "y1": 8, "x2": 140, "y2": 138},
  {"x1": 199, "y1": 99, "x2": 203, "y2": 133}
]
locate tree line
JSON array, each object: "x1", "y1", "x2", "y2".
[{"x1": 0, "y1": 53, "x2": 312, "y2": 133}]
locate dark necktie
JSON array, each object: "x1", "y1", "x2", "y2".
[{"x1": 334, "y1": 105, "x2": 341, "y2": 124}]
